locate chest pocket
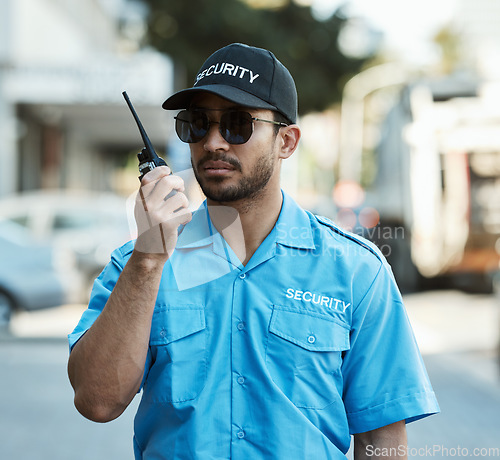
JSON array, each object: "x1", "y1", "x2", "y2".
[
  {"x1": 266, "y1": 305, "x2": 350, "y2": 409},
  {"x1": 146, "y1": 305, "x2": 207, "y2": 404}
]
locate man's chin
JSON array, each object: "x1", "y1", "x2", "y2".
[
  {"x1": 202, "y1": 189, "x2": 238, "y2": 203},
  {"x1": 200, "y1": 182, "x2": 245, "y2": 203}
]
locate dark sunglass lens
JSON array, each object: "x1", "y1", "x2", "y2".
[
  {"x1": 175, "y1": 110, "x2": 208, "y2": 143},
  {"x1": 220, "y1": 111, "x2": 253, "y2": 144}
]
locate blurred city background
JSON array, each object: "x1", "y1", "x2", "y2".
[{"x1": 0, "y1": 0, "x2": 499, "y2": 458}]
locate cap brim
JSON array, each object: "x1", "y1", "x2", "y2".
[{"x1": 162, "y1": 84, "x2": 278, "y2": 112}]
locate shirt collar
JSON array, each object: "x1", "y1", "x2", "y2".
[
  {"x1": 176, "y1": 191, "x2": 315, "y2": 251},
  {"x1": 274, "y1": 191, "x2": 315, "y2": 250}
]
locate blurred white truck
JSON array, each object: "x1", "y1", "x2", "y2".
[{"x1": 353, "y1": 77, "x2": 500, "y2": 292}]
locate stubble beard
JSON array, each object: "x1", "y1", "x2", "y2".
[{"x1": 192, "y1": 148, "x2": 276, "y2": 204}]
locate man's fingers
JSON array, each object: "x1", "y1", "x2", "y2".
[
  {"x1": 163, "y1": 207, "x2": 192, "y2": 231},
  {"x1": 140, "y1": 174, "x2": 185, "y2": 206},
  {"x1": 139, "y1": 165, "x2": 171, "y2": 186},
  {"x1": 133, "y1": 169, "x2": 192, "y2": 257},
  {"x1": 163, "y1": 190, "x2": 189, "y2": 213}
]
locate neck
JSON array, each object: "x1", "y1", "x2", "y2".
[{"x1": 206, "y1": 185, "x2": 283, "y2": 266}]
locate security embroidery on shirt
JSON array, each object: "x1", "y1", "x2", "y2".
[{"x1": 285, "y1": 288, "x2": 351, "y2": 312}]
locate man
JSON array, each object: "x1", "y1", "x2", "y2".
[{"x1": 68, "y1": 43, "x2": 439, "y2": 459}]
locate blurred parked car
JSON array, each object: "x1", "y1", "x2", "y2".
[
  {"x1": 0, "y1": 219, "x2": 78, "y2": 326},
  {"x1": 0, "y1": 190, "x2": 134, "y2": 301}
]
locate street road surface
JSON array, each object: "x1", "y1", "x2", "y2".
[{"x1": 0, "y1": 337, "x2": 138, "y2": 459}]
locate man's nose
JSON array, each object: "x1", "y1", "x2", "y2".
[{"x1": 203, "y1": 122, "x2": 230, "y2": 151}]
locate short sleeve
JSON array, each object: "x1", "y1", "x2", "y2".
[
  {"x1": 341, "y1": 262, "x2": 440, "y2": 434},
  {"x1": 67, "y1": 245, "x2": 128, "y2": 351}
]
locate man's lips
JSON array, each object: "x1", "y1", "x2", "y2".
[
  {"x1": 203, "y1": 160, "x2": 236, "y2": 171},
  {"x1": 202, "y1": 160, "x2": 238, "y2": 176}
]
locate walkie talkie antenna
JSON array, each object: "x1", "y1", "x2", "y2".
[
  {"x1": 122, "y1": 91, "x2": 168, "y2": 180},
  {"x1": 122, "y1": 91, "x2": 157, "y2": 157}
]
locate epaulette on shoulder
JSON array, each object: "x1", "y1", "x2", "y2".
[
  {"x1": 314, "y1": 214, "x2": 384, "y2": 263},
  {"x1": 116, "y1": 240, "x2": 135, "y2": 258}
]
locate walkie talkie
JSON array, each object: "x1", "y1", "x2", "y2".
[{"x1": 122, "y1": 91, "x2": 169, "y2": 181}]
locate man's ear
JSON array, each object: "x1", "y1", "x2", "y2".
[{"x1": 278, "y1": 125, "x2": 301, "y2": 160}]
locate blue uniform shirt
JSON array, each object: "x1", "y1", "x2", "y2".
[{"x1": 69, "y1": 192, "x2": 439, "y2": 459}]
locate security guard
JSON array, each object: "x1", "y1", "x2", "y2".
[{"x1": 68, "y1": 43, "x2": 439, "y2": 459}]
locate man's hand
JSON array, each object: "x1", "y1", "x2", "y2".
[{"x1": 134, "y1": 166, "x2": 192, "y2": 257}]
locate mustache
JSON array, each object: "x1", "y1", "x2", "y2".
[{"x1": 197, "y1": 154, "x2": 242, "y2": 172}]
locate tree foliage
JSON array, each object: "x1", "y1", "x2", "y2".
[{"x1": 140, "y1": 0, "x2": 374, "y2": 115}]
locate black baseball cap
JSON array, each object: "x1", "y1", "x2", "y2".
[{"x1": 162, "y1": 43, "x2": 298, "y2": 124}]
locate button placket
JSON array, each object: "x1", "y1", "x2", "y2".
[{"x1": 231, "y1": 270, "x2": 252, "y2": 451}]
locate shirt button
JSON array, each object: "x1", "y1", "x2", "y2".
[
  {"x1": 237, "y1": 321, "x2": 245, "y2": 331},
  {"x1": 237, "y1": 376, "x2": 245, "y2": 385},
  {"x1": 307, "y1": 335, "x2": 316, "y2": 344},
  {"x1": 237, "y1": 430, "x2": 245, "y2": 439},
  {"x1": 160, "y1": 329, "x2": 166, "y2": 338},
  {"x1": 239, "y1": 273, "x2": 246, "y2": 279}
]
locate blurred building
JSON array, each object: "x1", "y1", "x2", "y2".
[
  {"x1": 0, "y1": 0, "x2": 174, "y2": 197},
  {"x1": 455, "y1": 0, "x2": 500, "y2": 79}
]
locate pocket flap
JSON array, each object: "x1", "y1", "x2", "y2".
[
  {"x1": 269, "y1": 306, "x2": 350, "y2": 352},
  {"x1": 150, "y1": 306, "x2": 206, "y2": 345}
]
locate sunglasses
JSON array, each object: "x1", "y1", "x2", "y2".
[{"x1": 174, "y1": 109, "x2": 289, "y2": 145}]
